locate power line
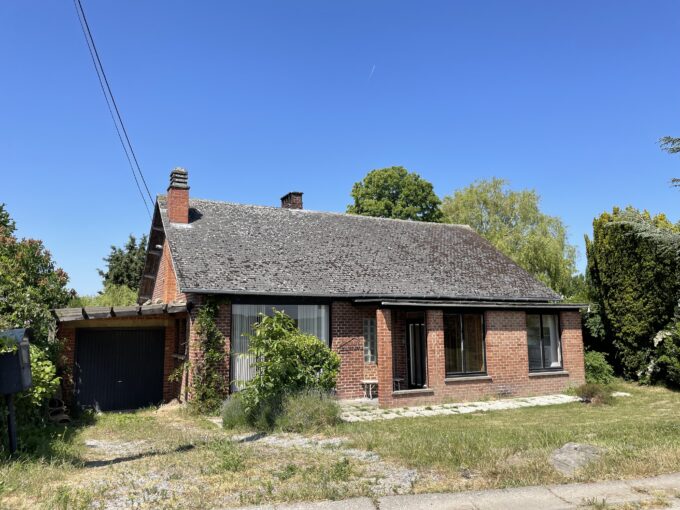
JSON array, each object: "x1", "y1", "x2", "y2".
[{"x1": 73, "y1": 0, "x2": 153, "y2": 217}]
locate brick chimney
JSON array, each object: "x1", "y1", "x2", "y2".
[
  {"x1": 280, "y1": 191, "x2": 303, "y2": 209},
  {"x1": 167, "y1": 167, "x2": 189, "y2": 223}
]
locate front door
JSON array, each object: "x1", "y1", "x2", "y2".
[{"x1": 406, "y1": 322, "x2": 427, "y2": 388}]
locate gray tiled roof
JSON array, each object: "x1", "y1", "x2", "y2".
[{"x1": 158, "y1": 196, "x2": 561, "y2": 302}]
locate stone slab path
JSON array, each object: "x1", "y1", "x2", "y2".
[
  {"x1": 235, "y1": 472, "x2": 680, "y2": 509},
  {"x1": 340, "y1": 393, "x2": 582, "y2": 422}
]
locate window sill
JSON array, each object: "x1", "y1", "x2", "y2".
[
  {"x1": 392, "y1": 388, "x2": 435, "y2": 397},
  {"x1": 445, "y1": 375, "x2": 492, "y2": 383},
  {"x1": 529, "y1": 370, "x2": 568, "y2": 377}
]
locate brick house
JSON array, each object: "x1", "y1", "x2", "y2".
[{"x1": 54, "y1": 168, "x2": 585, "y2": 410}]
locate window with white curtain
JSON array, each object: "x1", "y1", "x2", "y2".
[
  {"x1": 526, "y1": 314, "x2": 562, "y2": 371},
  {"x1": 230, "y1": 303, "x2": 330, "y2": 390}
]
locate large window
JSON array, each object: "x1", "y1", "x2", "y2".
[
  {"x1": 363, "y1": 318, "x2": 377, "y2": 363},
  {"x1": 444, "y1": 313, "x2": 486, "y2": 376},
  {"x1": 527, "y1": 314, "x2": 562, "y2": 371},
  {"x1": 231, "y1": 303, "x2": 329, "y2": 390}
]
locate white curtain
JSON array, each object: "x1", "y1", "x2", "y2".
[
  {"x1": 543, "y1": 314, "x2": 561, "y2": 367},
  {"x1": 231, "y1": 304, "x2": 266, "y2": 391},
  {"x1": 298, "y1": 304, "x2": 329, "y2": 345}
]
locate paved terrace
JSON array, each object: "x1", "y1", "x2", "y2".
[{"x1": 339, "y1": 393, "x2": 583, "y2": 422}]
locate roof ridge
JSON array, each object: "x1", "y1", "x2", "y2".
[{"x1": 170, "y1": 195, "x2": 474, "y2": 230}]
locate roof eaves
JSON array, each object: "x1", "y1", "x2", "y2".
[{"x1": 179, "y1": 287, "x2": 562, "y2": 302}]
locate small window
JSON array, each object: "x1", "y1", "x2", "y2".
[
  {"x1": 444, "y1": 313, "x2": 486, "y2": 376},
  {"x1": 527, "y1": 314, "x2": 562, "y2": 371},
  {"x1": 363, "y1": 318, "x2": 377, "y2": 363}
]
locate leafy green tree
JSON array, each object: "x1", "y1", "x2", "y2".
[
  {"x1": 68, "y1": 284, "x2": 138, "y2": 307},
  {"x1": 98, "y1": 234, "x2": 148, "y2": 291},
  {"x1": 441, "y1": 178, "x2": 578, "y2": 297},
  {"x1": 660, "y1": 136, "x2": 680, "y2": 187},
  {"x1": 586, "y1": 207, "x2": 680, "y2": 378},
  {"x1": 0, "y1": 204, "x2": 69, "y2": 438},
  {"x1": 347, "y1": 166, "x2": 443, "y2": 222},
  {"x1": 0, "y1": 203, "x2": 73, "y2": 347}
]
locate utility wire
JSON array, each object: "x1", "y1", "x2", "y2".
[{"x1": 73, "y1": 0, "x2": 153, "y2": 217}]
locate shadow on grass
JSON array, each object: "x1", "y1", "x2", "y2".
[{"x1": 83, "y1": 443, "x2": 197, "y2": 468}]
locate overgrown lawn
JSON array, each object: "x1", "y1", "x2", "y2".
[{"x1": 340, "y1": 382, "x2": 680, "y2": 493}]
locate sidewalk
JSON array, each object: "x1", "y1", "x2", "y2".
[{"x1": 236, "y1": 472, "x2": 680, "y2": 509}]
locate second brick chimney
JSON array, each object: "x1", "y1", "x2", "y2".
[
  {"x1": 167, "y1": 167, "x2": 189, "y2": 223},
  {"x1": 281, "y1": 191, "x2": 303, "y2": 209}
]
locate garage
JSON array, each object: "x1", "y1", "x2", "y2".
[
  {"x1": 53, "y1": 303, "x2": 188, "y2": 411},
  {"x1": 75, "y1": 328, "x2": 165, "y2": 411}
]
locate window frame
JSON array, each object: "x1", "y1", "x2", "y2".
[
  {"x1": 444, "y1": 312, "x2": 487, "y2": 378},
  {"x1": 526, "y1": 313, "x2": 563, "y2": 372},
  {"x1": 363, "y1": 317, "x2": 377, "y2": 363}
]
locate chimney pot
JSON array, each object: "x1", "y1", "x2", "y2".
[
  {"x1": 281, "y1": 191, "x2": 303, "y2": 209},
  {"x1": 167, "y1": 167, "x2": 190, "y2": 223},
  {"x1": 169, "y1": 167, "x2": 189, "y2": 190}
]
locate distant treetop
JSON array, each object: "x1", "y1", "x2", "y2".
[{"x1": 347, "y1": 166, "x2": 442, "y2": 222}]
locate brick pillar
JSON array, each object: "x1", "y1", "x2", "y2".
[
  {"x1": 560, "y1": 311, "x2": 586, "y2": 385},
  {"x1": 182, "y1": 295, "x2": 231, "y2": 402},
  {"x1": 377, "y1": 308, "x2": 393, "y2": 407},
  {"x1": 426, "y1": 309, "x2": 445, "y2": 391}
]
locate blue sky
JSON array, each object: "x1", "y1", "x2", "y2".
[{"x1": 2, "y1": 1, "x2": 679, "y2": 295}]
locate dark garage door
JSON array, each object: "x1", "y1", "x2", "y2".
[{"x1": 75, "y1": 328, "x2": 165, "y2": 411}]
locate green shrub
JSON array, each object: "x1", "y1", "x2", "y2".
[
  {"x1": 649, "y1": 323, "x2": 680, "y2": 388},
  {"x1": 212, "y1": 439, "x2": 245, "y2": 472},
  {"x1": 221, "y1": 397, "x2": 248, "y2": 430},
  {"x1": 0, "y1": 344, "x2": 61, "y2": 440},
  {"x1": 584, "y1": 350, "x2": 614, "y2": 385},
  {"x1": 68, "y1": 284, "x2": 138, "y2": 307},
  {"x1": 275, "y1": 390, "x2": 341, "y2": 433},
  {"x1": 240, "y1": 310, "x2": 340, "y2": 428},
  {"x1": 575, "y1": 383, "x2": 614, "y2": 405}
]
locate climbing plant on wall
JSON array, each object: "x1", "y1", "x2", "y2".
[{"x1": 188, "y1": 297, "x2": 228, "y2": 413}]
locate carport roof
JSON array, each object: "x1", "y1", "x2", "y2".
[{"x1": 52, "y1": 303, "x2": 188, "y2": 323}]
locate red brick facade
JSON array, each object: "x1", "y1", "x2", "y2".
[
  {"x1": 57, "y1": 292, "x2": 584, "y2": 409},
  {"x1": 151, "y1": 238, "x2": 185, "y2": 303},
  {"x1": 330, "y1": 302, "x2": 380, "y2": 398},
  {"x1": 374, "y1": 307, "x2": 585, "y2": 407}
]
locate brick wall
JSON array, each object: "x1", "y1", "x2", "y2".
[
  {"x1": 57, "y1": 301, "x2": 584, "y2": 410},
  {"x1": 167, "y1": 187, "x2": 189, "y2": 223},
  {"x1": 181, "y1": 294, "x2": 231, "y2": 401},
  {"x1": 331, "y1": 302, "x2": 379, "y2": 398},
  {"x1": 334, "y1": 303, "x2": 587, "y2": 408},
  {"x1": 151, "y1": 239, "x2": 186, "y2": 303}
]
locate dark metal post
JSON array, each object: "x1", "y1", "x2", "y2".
[{"x1": 5, "y1": 394, "x2": 17, "y2": 455}]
